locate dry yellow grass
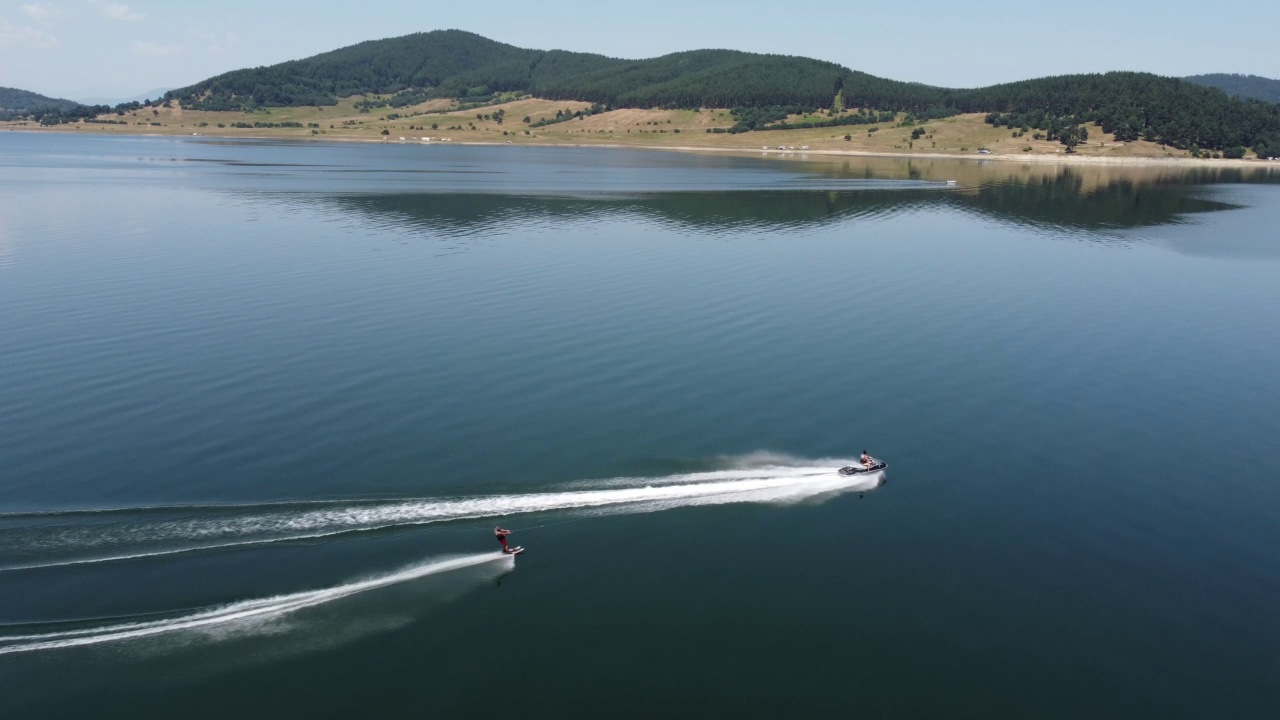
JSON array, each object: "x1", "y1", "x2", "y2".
[{"x1": 3, "y1": 96, "x2": 1260, "y2": 165}]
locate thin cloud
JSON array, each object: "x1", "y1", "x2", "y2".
[
  {"x1": 88, "y1": 0, "x2": 145, "y2": 21},
  {"x1": 20, "y1": 3, "x2": 65, "y2": 23},
  {"x1": 0, "y1": 18, "x2": 60, "y2": 48},
  {"x1": 191, "y1": 28, "x2": 240, "y2": 54},
  {"x1": 130, "y1": 40, "x2": 182, "y2": 57}
]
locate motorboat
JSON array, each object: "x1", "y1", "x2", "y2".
[{"x1": 839, "y1": 458, "x2": 887, "y2": 476}]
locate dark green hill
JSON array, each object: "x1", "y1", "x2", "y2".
[
  {"x1": 1184, "y1": 74, "x2": 1280, "y2": 103},
  {"x1": 531, "y1": 49, "x2": 849, "y2": 107},
  {"x1": 171, "y1": 31, "x2": 850, "y2": 109},
  {"x1": 167, "y1": 30, "x2": 1280, "y2": 155},
  {"x1": 0, "y1": 87, "x2": 80, "y2": 113},
  {"x1": 960, "y1": 72, "x2": 1280, "y2": 152}
]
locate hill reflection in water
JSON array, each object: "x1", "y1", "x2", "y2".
[{"x1": 291, "y1": 169, "x2": 1247, "y2": 241}]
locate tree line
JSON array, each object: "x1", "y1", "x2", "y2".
[
  {"x1": 1184, "y1": 74, "x2": 1280, "y2": 104},
  {"x1": 160, "y1": 32, "x2": 1280, "y2": 155},
  {"x1": 10, "y1": 31, "x2": 1280, "y2": 156}
]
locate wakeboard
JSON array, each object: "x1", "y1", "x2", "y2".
[{"x1": 504, "y1": 546, "x2": 524, "y2": 555}]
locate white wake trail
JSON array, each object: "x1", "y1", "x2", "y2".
[
  {"x1": 2, "y1": 460, "x2": 882, "y2": 571},
  {"x1": 0, "y1": 552, "x2": 512, "y2": 654}
]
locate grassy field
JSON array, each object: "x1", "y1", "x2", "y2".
[{"x1": 4, "y1": 95, "x2": 1265, "y2": 163}]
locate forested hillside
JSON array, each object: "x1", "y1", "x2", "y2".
[
  {"x1": 0, "y1": 87, "x2": 80, "y2": 114},
  {"x1": 963, "y1": 73, "x2": 1280, "y2": 154},
  {"x1": 531, "y1": 50, "x2": 848, "y2": 107},
  {"x1": 1184, "y1": 74, "x2": 1280, "y2": 103},
  {"x1": 9, "y1": 30, "x2": 1279, "y2": 156},
  {"x1": 170, "y1": 33, "x2": 850, "y2": 110},
  {"x1": 164, "y1": 30, "x2": 1280, "y2": 155}
]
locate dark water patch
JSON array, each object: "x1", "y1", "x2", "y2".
[
  {"x1": 296, "y1": 189, "x2": 930, "y2": 238},
  {"x1": 963, "y1": 172, "x2": 1241, "y2": 230},
  {"x1": 286, "y1": 174, "x2": 1241, "y2": 243}
]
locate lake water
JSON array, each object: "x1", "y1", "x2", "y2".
[{"x1": 1, "y1": 134, "x2": 1278, "y2": 717}]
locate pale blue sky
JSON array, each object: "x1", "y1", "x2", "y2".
[{"x1": 2, "y1": 0, "x2": 1276, "y2": 103}]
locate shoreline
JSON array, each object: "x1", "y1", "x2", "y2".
[
  {"x1": 7, "y1": 126, "x2": 1277, "y2": 169},
  {"x1": 516, "y1": 141, "x2": 1278, "y2": 168}
]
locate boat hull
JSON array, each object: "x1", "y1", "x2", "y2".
[{"x1": 838, "y1": 462, "x2": 886, "y2": 476}]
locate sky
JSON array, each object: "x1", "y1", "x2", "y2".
[{"x1": 2, "y1": 0, "x2": 1277, "y2": 103}]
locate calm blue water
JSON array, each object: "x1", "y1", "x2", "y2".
[{"x1": 1, "y1": 133, "x2": 1278, "y2": 717}]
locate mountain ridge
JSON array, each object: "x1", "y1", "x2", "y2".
[
  {"x1": 1184, "y1": 74, "x2": 1280, "y2": 103},
  {"x1": 0, "y1": 86, "x2": 81, "y2": 113},
  {"x1": 163, "y1": 30, "x2": 1279, "y2": 154},
  {"x1": 5, "y1": 31, "x2": 1278, "y2": 155}
]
